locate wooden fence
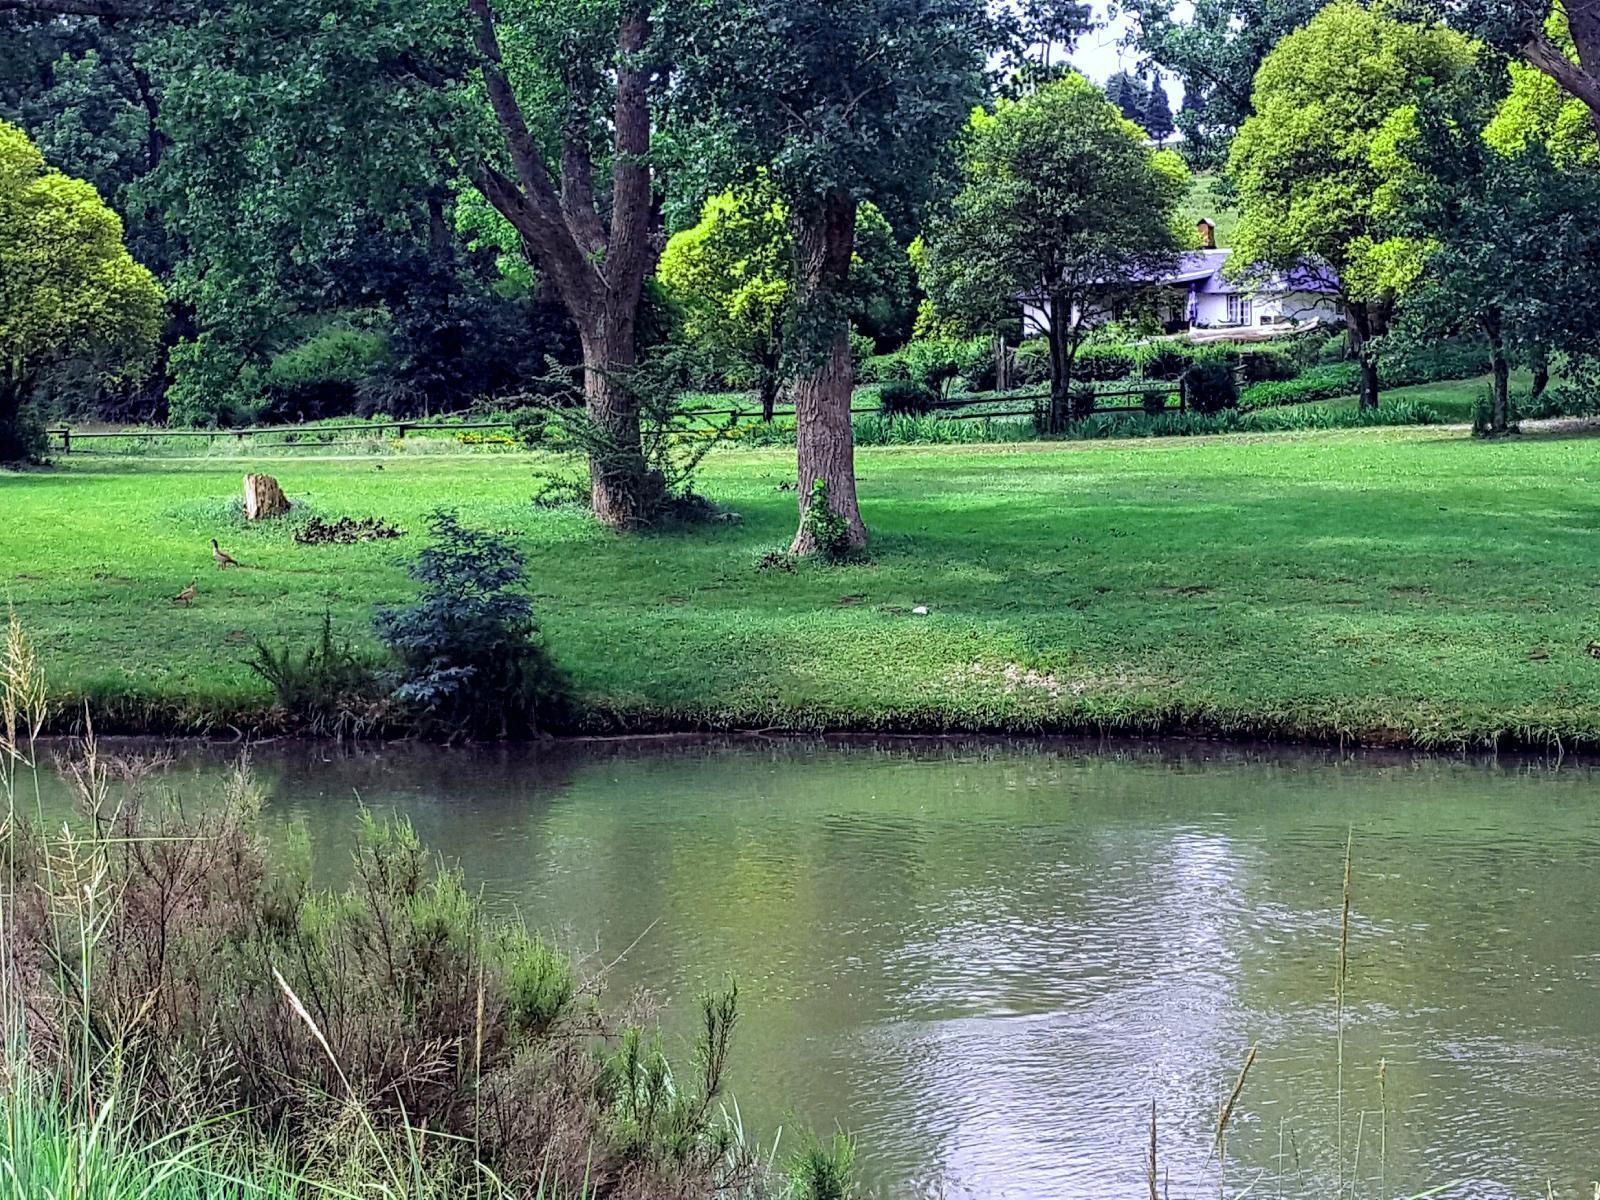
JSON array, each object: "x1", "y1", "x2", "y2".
[{"x1": 45, "y1": 383, "x2": 1183, "y2": 454}]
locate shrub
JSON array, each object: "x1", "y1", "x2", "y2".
[
  {"x1": 373, "y1": 510, "x2": 568, "y2": 738},
  {"x1": 3, "y1": 747, "x2": 757, "y2": 1199},
  {"x1": 858, "y1": 352, "x2": 907, "y2": 383},
  {"x1": 261, "y1": 326, "x2": 391, "y2": 423},
  {"x1": 1240, "y1": 363, "x2": 1360, "y2": 409},
  {"x1": 247, "y1": 612, "x2": 384, "y2": 735},
  {"x1": 1074, "y1": 344, "x2": 1139, "y2": 382},
  {"x1": 0, "y1": 397, "x2": 47, "y2": 463},
  {"x1": 801, "y1": 479, "x2": 858, "y2": 563},
  {"x1": 901, "y1": 338, "x2": 964, "y2": 396},
  {"x1": 879, "y1": 378, "x2": 937, "y2": 416},
  {"x1": 1182, "y1": 355, "x2": 1240, "y2": 414},
  {"x1": 1518, "y1": 382, "x2": 1600, "y2": 421}
]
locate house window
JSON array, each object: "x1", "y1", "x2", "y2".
[{"x1": 1227, "y1": 295, "x2": 1253, "y2": 326}]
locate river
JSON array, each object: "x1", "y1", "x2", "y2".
[{"x1": 27, "y1": 738, "x2": 1600, "y2": 1197}]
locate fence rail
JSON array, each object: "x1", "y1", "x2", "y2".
[{"x1": 45, "y1": 382, "x2": 1184, "y2": 454}]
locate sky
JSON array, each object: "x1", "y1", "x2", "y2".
[{"x1": 1067, "y1": 2, "x2": 1191, "y2": 103}]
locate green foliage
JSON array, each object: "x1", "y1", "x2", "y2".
[
  {"x1": 785, "y1": 1131, "x2": 857, "y2": 1200},
  {"x1": 3, "y1": 762, "x2": 762, "y2": 1198},
  {"x1": 800, "y1": 479, "x2": 858, "y2": 563},
  {"x1": 1483, "y1": 11, "x2": 1598, "y2": 169},
  {"x1": 0, "y1": 118, "x2": 163, "y2": 461},
  {"x1": 247, "y1": 611, "x2": 383, "y2": 736},
  {"x1": 1229, "y1": 4, "x2": 1476, "y2": 306},
  {"x1": 659, "y1": 182, "x2": 791, "y2": 398},
  {"x1": 261, "y1": 325, "x2": 392, "y2": 422},
  {"x1": 373, "y1": 510, "x2": 569, "y2": 738},
  {"x1": 1180, "y1": 355, "x2": 1239, "y2": 414},
  {"x1": 922, "y1": 75, "x2": 1187, "y2": 425},
  {"x1": 878, "y1": 379, "x2": 937, "y2": 416},
  {"x1": 1120, "y1": 0, "x2": 1334, "y2": 168}
]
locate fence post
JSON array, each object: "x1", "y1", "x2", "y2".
[
  {"x1": 58, "y1": 428, "x2": 71, "y2": 454},
  {"x1": 395, "y1": 422, "x2": 410, "y2": 439}
]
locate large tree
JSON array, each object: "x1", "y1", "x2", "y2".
[
  {"x1": 0, "y1": 118, "x2": 163, "y2": 461},
  {"x1": 1229, "y1": 1, "x2": 1475, "y2": 409},
  {"x1": 2, "y1": 0, "x2": 677, "y2": 526},
  {"x1": 659, "y1": 187, "x2": 913, "y2": 422},
  {"x1": 1452, "y1": 1, "x2": 1600, "y2": 134},
  {"x1": 921, "y1": 75, "x2": 1188, "y2": 432},
  {"x1": 1115, "y1": 0, "x2": 1332, "y2": 168},
  {"x1": 677, "y1": 0, "x2": 990, "y2": 554}
]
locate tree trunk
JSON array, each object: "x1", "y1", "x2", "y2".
[
  {"x1": 1346, "y1": 300, "x2": 1381, "y2": 411},
  {"x1": 577, "y1": 307, "x2": 650, "y2": 526},
  {"x1": 758, "y1": 370, "x2": 779, "y2": 423},
  {"x1": 789, "y1": 190, "x2": 867, "y2": 555},
  {"x1": 1046, "y1": 293, "x2": 1072, "y2": 433},
  {"x1": 1483, "y1": 311, "x2": 1510, "y2": 434},
  {"x1": 1531, "y1": 344, "x2": 1550, "y2": 401}
]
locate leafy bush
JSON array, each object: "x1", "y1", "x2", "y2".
[
  {"x1": 858, "y1": 352, "x2": 908, "y2": 383},
  {"x1": 1074, "y1": 344, "x2": 1139, "y2": 382},
  {"x1": 260, "y1": 326, "x2": 391, "y2": 423},
  {"x1": 901, "y1": 338, "x2": 965, "y2": 396},
  {"x1": 801, "y1": 479, "x2": 859, "y2": 563},
  {"x1": 373, "y1": 511, "x2": 568, "y2": 738},
  {"x1": 4, "y1": 753, "x2": 759, "y2": 1199},
  {"x1": 1182, "y1": 355, "x2": 1240, "y2": 414},
  {"x1": 0, "y1": 397, "x2": 47, "y2": 463},
  {"x1": 1240, "y1": 363, "x2": 1360, "y2": 409},
  {"x1": 879, "y1": 379, "x2": 937, "y2": 416},
  {"x1": 1517, "y1": 382, "x2": 1600, "y2": 420},
  {"x1": 248, "y1": 612, "x2": 384, "y2": 735}
]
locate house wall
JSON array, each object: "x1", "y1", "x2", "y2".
[{"x1": 1193, "y1": 289, "x2": 1342, "y2": 330}]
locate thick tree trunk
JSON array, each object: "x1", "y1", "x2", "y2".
[
  {"x1": 789, "y1": 190, "x2": 867, "y2": 555},
  {"x1": 577, "y1": 307, "x2": 650, "y2": 526},
  {"x1": 1346, "y1": 300, "x2": 1381, "y2": 411}
]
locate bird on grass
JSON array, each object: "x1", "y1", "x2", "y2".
[
  {"x1": 211, "y1": 538, "x2": 241, "y2": 568},
  {"x1": 174, "y1": 580, "x2": 197, "y2": 607}
]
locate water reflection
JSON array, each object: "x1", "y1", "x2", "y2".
[{"x1": 26, "y1": 737, "x2": 1600, "y2": 1197}]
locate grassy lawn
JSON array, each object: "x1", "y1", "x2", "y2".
[{"x1": 5, "y1": 419, "x2": 1600, "y2": 748}]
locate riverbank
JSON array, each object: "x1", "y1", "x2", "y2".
[{"x1": 6, "y1": 421, "x2": 1600, "y2": 750}]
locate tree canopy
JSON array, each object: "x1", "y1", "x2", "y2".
[
  {"x1": 675, "y1": 0, "x2": 992, "y2": 552},
  {"x1": 922, "y1": 74, "x2": 1188, "y2": 431},
  {"x1": 0, "y1": 118, "x2": 163, "y2": 460},
  {"x1": 1229, "y1": 1, "x2": 1476, "y2": 407}
]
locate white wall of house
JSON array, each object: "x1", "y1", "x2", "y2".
[
  {"x1": 1022, "y1": 285, "x2": 1342, "y2": 337},
  {"x1": 1193, "y1": 288, "x2": 1341, "y2": 330}
]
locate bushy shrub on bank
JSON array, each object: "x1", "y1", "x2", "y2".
[{"x1": 0, "y1": 746, "x2": 773, "y2": 1200}]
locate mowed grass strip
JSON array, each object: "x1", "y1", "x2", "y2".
[{"x1": 4, "y1": 421, "x2": 1600, "y2": 747}]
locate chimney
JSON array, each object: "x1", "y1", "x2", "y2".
[{"x1": 1197, "y1": 218, "x2": 1217, "y2": 250}]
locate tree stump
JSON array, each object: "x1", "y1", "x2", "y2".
[{"x1": 244, "y1": 473, "x2": 290, "y2": 520}]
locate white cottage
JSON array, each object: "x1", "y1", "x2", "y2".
[{"x1": 1020, "y1": 221, "x2": 1343, "y2": 339}]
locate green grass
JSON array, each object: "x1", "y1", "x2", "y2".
[
  {"x1": 7, "y1": 415, "x2": 1600, "y2": 748},
  {"x1": 1179, "y1": 174, "x2": 1237, "y2": 247}
]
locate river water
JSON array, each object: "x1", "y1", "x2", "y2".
[{"x1": 29, "y1": 739, "x2": 1600, "y2": 1197}]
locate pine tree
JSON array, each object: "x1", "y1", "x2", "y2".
[
  {"x1": 1104, "y1": 71, "x2": 1148, "y2": 125},
  {"x1": 1142, "y1": 73, "x2": 1176, "y2": 142}
]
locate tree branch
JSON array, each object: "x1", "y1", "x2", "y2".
[
  {"x1": 465, "y1": 0, "x2": 598, "y2": 310},
  {"x1": 1522, "y1": 28, "x2": 1600, "y2": 132},
  {"x1": 559, "y1": 120, "x2": 608, "y2": 259},
  {"x1": 604, "y1": 3, "x2": 656, "y2": 294}
]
